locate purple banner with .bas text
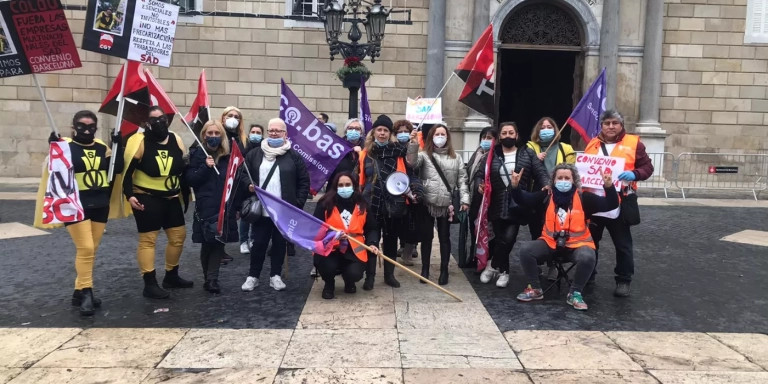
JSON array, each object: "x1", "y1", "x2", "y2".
[
  {"x1": 280, "y1": 79, "x2": 353, "y2": 193},
  {"x1": 566, "y1": 68, "x2": 606, "y2": 143},
  {"x1": 360, "y1": 76, "x2": 373, "y2": 136}
]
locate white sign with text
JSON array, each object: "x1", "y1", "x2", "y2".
[{"x1": 575, "y1": 153, "x2": 625, "y2": 189}]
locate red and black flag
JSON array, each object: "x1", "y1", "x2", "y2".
[
  {"x1": 99, "y1": 61, "x2": 150, "y2": 136},
  {"x1": 185, "y1": 70, "x2": 210, "y2": 139},
  {"x1": 144, "y1": 69, "x2": 180, "y2": 121},
  {"x1": 454, "y1": 24, "x2": 495, "y2": 118}
]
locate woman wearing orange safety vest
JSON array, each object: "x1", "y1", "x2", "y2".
[
  {"x1": 510, "y1": 163, "x2": 618, "y2": 311},
  {"x1": 313, "y1": 172, "x2": 380, "y2": 299}
]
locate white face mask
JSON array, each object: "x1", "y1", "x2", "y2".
[
  {"x1": 225, "y1": 117, "x2": 239, "y2": 130},
  {"x1": 433, "y1": 136, "x2": 447, "y2": 148}
]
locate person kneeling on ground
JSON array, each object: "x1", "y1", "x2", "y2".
[
  {"x1": 313, "y1": 172, "x2": 380, "y2": 299},
  {"x1": 511, "y1": 163, "x2": 618, "y2": 311}
]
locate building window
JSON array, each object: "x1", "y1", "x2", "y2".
[
  {"x1": 158, "y1": 0, "x2": 203, "y2": 23},
  {"x1": 285, "y1": 0, "x2": 326, "y2": 28},
  {"x1": 746, "y1": 0, "x2": 768, "y2": 44}
]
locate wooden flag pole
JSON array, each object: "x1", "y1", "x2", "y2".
[
  {"x1": 108, "y1": 60, "x2": 129, "y2": 182},
  {"x1": 543, "y1": 121, "x2": 570, "y2": 154},
  {"x1": 32, "y1": 74, "x2": 59, "y2": 136}
]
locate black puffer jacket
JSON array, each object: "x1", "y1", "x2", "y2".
[
  {"x1": 186, "y1": 147, "x2": 239, "y2": 244},
  {"x1": 475, "y1": 143, "x2": 550, "y2": 222}
]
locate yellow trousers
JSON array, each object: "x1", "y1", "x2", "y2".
[
  {"x1": 137, "y1": 225, "x2": 186, "y2": 273},
  {"x1": 66, "y1": 220, "x2": 106, "y2": 290}
]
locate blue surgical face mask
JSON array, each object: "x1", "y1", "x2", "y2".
[
  {"x1": 396, "y1": 132, "x2": 410, "y2": 143},
  {"x1": 480, "y1": 139, "x2": 492, "y2": 151},
  {"x1": 249, "y1": 134, "x2": 262, "y2": 143},
  {"x1": 267, "y1": 137, "x2": 284, "y2": 147},
  {"x1": 375, "y1": 139, "x2": 388, "y2": 147},
  {"x1": 555, "y1": 180, "x2": 573, "y2": 193},
  {"x1": 540, "y1": 129, "x2": 555, "y2": 142},
  {"x1": 205, "y1": 136, "x2": 221, "y2": 148},
  {"x1": 337, "y1": 186, "x2": 354, "y2": 199},
  {"x1": 346, "y1": 130, "x2": 361, "y2": 142}
]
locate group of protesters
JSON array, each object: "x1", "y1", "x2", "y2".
[{"x1": 45, "y1": 104, "x2": 652, "y2": 316}]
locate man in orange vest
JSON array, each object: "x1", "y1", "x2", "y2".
[{"x1": 583, "y1": 110, "x2": 654, "y2": 298}]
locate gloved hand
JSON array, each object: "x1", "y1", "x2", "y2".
[
  {"x1": 48, "y1": 131, "x2": 61, "y2": 143},
  {"x1": 618, "y1": 171, "x2": 636, "y2": 181},
  {"x1": 110, "y1": 129, "x2": 121, "y2": 148}
]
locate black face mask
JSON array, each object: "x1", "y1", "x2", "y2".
[
  {"x1": 500, "y1": 137, "x2": 517, "y2": 148},
  {"x1": 147, "y1": 117, "x2": 169, "y2": 142},
  {"x1": 73, "y1": 123, "x2": 97, "y2": 144}
]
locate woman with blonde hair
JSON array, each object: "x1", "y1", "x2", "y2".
[
  {"x1": 186, "y1": 120, "x2": 239, "y2": 293},
  {"x1": 221, "y1": 106, "x2": 247, "y2": 150}
]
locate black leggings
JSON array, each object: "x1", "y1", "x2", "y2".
[
  {"x1": 366, "y1": 217, "x2": 404, "y2": 278},
  {"x1": 490, "y1": 219, "x2": 520, "y2": 273},
  {"x1": 421, "y1": 215, "x2": 451, "y2": 268},
  {"x1": 200, "y1": 242, "x2": 224, "y2": 281}
]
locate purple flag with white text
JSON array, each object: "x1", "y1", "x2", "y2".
[
  {"x1": 280, "y1": 80, "x2": 353, "y2": 193},
  {"x1": 360, "y1": 76, "x2": 373, "y2": 135},
  {"x1": 566, "y1": 68, "x2": 606, "y2": 143},
  {"x1": 254, "y1": 187, "x2": 341, "y2": 256}
]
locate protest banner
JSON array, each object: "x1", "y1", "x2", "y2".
[
  {"x1": 280, "y1": 80, "x2": 353, "y2": 193},
  {"x1": 0, "y1": 0, "x2": 81, "y2": 78},
  {"x1": 406, "y1": 97, "x2": 443, "y2": 125},
  {"x1": 41, "y1": 141, "x2": 85, "y2": 225},
  {"x1": 82, "y1": 0, "x2": 179, "y2": 67},
  {"x1": 575, "y1": 153, "x2": 625, "y2": 189}
]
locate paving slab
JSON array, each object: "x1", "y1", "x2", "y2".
[
  {"x1": 650, "y1": 370, "x2": 768, "y2": 383},
  {"x1": 403, "y1": 368, "x2": 530, "y2": 383},
  {"x1": 281, "y1": 329, "x2": 401, "y2": 368},
  {"x1": 273, "y1": 368, "x2": 403, "y2": 384},
  {"x1": 0, "y1": 223, "x2": 49, "y2": 240},
  {"x1": 528, "y1": 370, "x2": 659, "y2": 384},
  {"x1": 606, "y1": 332, "x2": 763, "y2": 371},
  {"x1": 141, "y1": 368, "x2": 277, "y2": 383},
  {"x1": 306, "y1": 278, "x2": 394, "y2": 302},
  {"x1": 158, "y1": 329, "x2": 293, "y2": 368},
  {"x1": 0, "y1": 369, "x2": 23, "y2": 384},
  {"x1": 504, "y1": 330, "x2": 642, "y2": 371},
  {"x1": 7, "y1": 368, "x2": 150, "y2": 384},
  {"x1": 399, "y1": 328, "x2": 521, "y2": 369},
  {"x1": 0, "y1": 328, "x2": 81, "y2": 368},
  {"x1": 297, "y1": 299, "x2": 396, "y2": 329},
  {"x1": 709, "y1": 333, "x2": 768, "y2": 370},
  {"x1": 34, "y1": 328, "x2": 187, "y2": 368},
  {"x1": 720, "y1": 230, "x2": 768, "y2": 247},
  {"x1": 394, "y1": 301, "x2": 497, "y2": 331}
]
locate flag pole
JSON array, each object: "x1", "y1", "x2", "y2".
[
  {"x1": 543, "y1": 121, "x2": 570, "y2": 153},
  {"x1": 32, "y1": 74, "x2": 59, "y2": 136},
  {"x1": 342, "y1": 232, "x2": 462, "y2": 302},
  {"x1": 173, "y1": 111, "x2": 220, "y2": 175},
  {"x1": 416, "y1": 72, "x2": 457, "y2": 131},
  {"x1": 108, "y1": 60, "x2": 129, "y2": 182}
]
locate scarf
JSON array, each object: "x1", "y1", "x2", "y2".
[
  {"x1": 368, "y1": 142, "x2": 408, "y2": 222},
  {"x1": 552, "y1": 187, "x2": 575, "y2": 210},
  {"x1": 261, "y1": 138, "x2": 291, "y2": 161},
  {"x1": 541, "y1": 141, "x2": 559, "y2": 172}
]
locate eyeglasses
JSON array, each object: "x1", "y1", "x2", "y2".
[
  {"x1": 347, "y1": 126, "x2": 362, "y2": 131},
  {"x1": 267, "y1": 130, "x2": 285, "y2": 134}
]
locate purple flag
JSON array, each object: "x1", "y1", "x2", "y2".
[
  {"x1": 566, "y1": 68, "x2": 606, "y2": 143},
  {"x1": 254, "y1": 186, "x2": 341, "y2": 256},
  {"x1": 280, "y1": 80, "x2": 353, "y2": 193},
  {"x1": 360, "y1": 76, "x2": 373, "y2": 135}
]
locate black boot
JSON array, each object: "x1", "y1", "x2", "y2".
[
  {"x1": 438, "y1": 267, "x2": 449, "y2": 285},
  {"x1": 143, "y1": 270, "x2": 170, "y2": 299},
  {"x1": 363, "y1": 275, "x2": 375, "y2": 290},
  {"x1": 163, "y1": 266, "x2": 194, "y2": 288},
  {"x1": 420, "y1": 265, "x2": 429, "y2": 284},
  {"x1": 322, "y1": 280, "x2": 335, "y2": 299},
  {"x1": 383, "y1": 262, "x2": 400, "y2": 288},
  {"x1": 78, "y1": 288, "x2": 96, "y2": 316},
  {"x1": 438, "y1": 247, "x2": 450, "y2": 285},
  {"x1": 363, "y1": 254, "x2": 376, "y2": 290},
  {"x1": 204, "y1": 279, "x2": 221, "y2": 294},
  {"x1": 420, "y1": 245, "x2": 431, "y2": 284},
  {"x1": 72, "y1": 289, "x2": 102, "y2": 308},
  {"x1": 344, "y1": 281, "x2": 357, "y2": 294}
]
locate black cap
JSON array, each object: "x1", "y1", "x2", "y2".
[{"x1": 372, "y1": 114, "x2": 393, "y2": 132}]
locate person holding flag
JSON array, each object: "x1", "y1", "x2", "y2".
[
  {"x1": 122, "y1": 106, "x2": 193, "y2": 299},
  {"x1": 327, "y1": 118, "x2": 365, "y2": 190},
  {"x1": 466, "y1": 127, "x2": 498, "y2": 266},
  {"x1": 185, "y1": 121, "x2": 240, "y2": 294}
]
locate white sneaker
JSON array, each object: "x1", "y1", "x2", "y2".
[
  {"x1": 496, "y1": 272, "x2": 510, "y2": 288},
  {"x1": 270, "y1": 275, "x2": 286, "y2": 291},
  {"x1": 480, "y1": 266, "x2": 499, "y2": 284},
  {"x1": 240, "y1": 242, "x2": 250, "y2": 254},
  {"x1": 310, "y1": 267, "x2": 318, "y2": 277},
  {"x1": 241, "y1": 276, "x2": 258, "y2": 291}
]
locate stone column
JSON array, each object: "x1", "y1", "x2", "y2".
[
  {"x1": 462, "y1": 0, "x2": 492, "y2": 152},
  {"x1": 635, "y1": 0, "x2": 667, "y2": 154},
  {"x1": 598, "y1": 0, "x2": 619, "y2": 110},
  {"x1": 425, "y1": 0, "x2": 446, "y2": 97}
]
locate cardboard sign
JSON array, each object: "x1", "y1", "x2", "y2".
[
  {"x1": 406, "y1": 97, "x2": 443, "y2": 125},
  {"x1": 82, "y1": 0, "x2": 178, "y2": 67},
  {"x1": 0, "y1": 0, "x2": 81, "y2": 78},
  {"x1": 575, "y1": 153, "x2": 626, "y2": 189}
]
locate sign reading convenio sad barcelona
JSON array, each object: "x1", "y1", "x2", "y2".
[
  {"x1": 0, "y1": 0, "x2": 82, "y2": 78},
  {"x1": 82, "y1": 0, "x2": 179, "y2": 67}
]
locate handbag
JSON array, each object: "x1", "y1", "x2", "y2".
[
  {"x1": 428, "y1": 154, "x2": 461, "y2": 224},
  {"x1": 620, "y1": 186, "x2": 641, "y2": 226},
  {"x1": 240, "y1": 160, "x2": 279, "y2": 223}
]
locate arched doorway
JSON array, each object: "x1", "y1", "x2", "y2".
[{"x1": 495, "y1": 1, "x2": 586, "y2": 145}]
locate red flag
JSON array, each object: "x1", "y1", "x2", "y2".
[
  {"x1": 475, "y1": 140, "x2": 494, "y2": 271},
  {"x1": 144, "y1": 69, "x2": 180, "y2": 119},
  {"x1": 217, "y1": 139, "x2": 244, "y2": 236},
  {"x1": 454, "y1": 24, "x2": 495, "y2": 118},
  {"x1": 99, "y1": 61, "x2": 150, "y2": 131},
  {"x1": 185, "y1": 70, "x2": 210, "y2": 139}
]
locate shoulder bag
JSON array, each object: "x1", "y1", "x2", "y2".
[
  {"x1": 428, "y1": 154, "x2": 462, "y2": 224},
  {"x1": 240, "y1": 160, "x2": 279, "y2": 223}
]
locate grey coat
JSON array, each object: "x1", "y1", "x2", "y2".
[{"x1": 406, "y1": 142, "x2": 470, "y2": 218}]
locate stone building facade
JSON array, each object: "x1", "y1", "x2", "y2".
[{"x1": 0, "y1": 0, "x2": 766, "y2": 177}]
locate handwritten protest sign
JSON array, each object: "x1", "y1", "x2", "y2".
[
  {"x1": 575, "y1": 153, "x2": 625, "y2": 189},
  {"x1": 0, "y1": 0, "x2": 81, "y2": 78},
  {"x1": 406, "y1": 97, "x2": 442, "y2": 125}
]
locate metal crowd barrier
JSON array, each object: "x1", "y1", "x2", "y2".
[
  {"x1": 674, "y1": 153, "x2": 768, "y2": 201},
  {"x1": 636, "y1": 152, "x2": 678, "y2": 198}
]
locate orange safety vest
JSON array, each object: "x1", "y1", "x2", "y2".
[
  {"x1": 358, "y1": 149, "x2": 407, "y2": 188},
  {"x1": 584, "y1": 133, "x2": 639, "y2": 190},
  {"x1": 541, "y1": 192, "x2": 596, "y2": 250},
  {"x1": 324, "y1": 205, "x2": 369, "y2": 262}
]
